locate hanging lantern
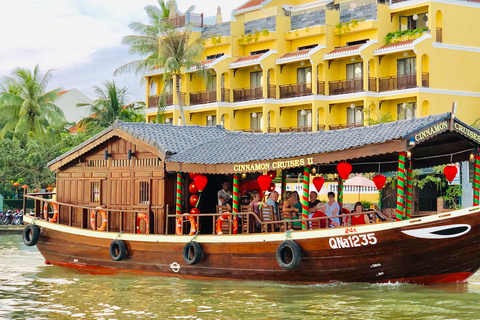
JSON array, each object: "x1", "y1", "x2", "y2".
[
  {"x1": 268, "y1": 182, "x2": 275, "y2": 192},
  {"x1": 46, "y1": 186, "x2": 53, "y2": 192},
  {"x1": 267, "y1": 170, "x2": 276, "y2": 179},
  {"x1": 257, "y1": 175, "x2": 272, "y2": 192},
  {"x1": 189, "y1": 195, "x2": 199, "y2": 206},
  {"x1": 189, "y1": 173, "x2": 198, "y2": 180},
  {"x1": 337, "y1": 162, "x2": 352, "y2": 180},
  {"x1": 444, "y1": 165, "x2": 458, "y2": 182},
  {"x1": 312, "y1": 177, "x2": 325, "y2": 192},
  {"x1": 189, "y1": 182, "x2": 198, "y2": 194},
  {"x1": 21, "y1": 185, "x2": 29, "y2": 190},
  {"x1": 13, "y1": 182, "x2": 20, "y2": 187},
  {"x1": 373, "y1": 175, "x2": 387, "y2": 190},
  {"x1": 194, "y1": 175, "x2": 208, "y2": 192},
  {"x1": 190, "y1": 207, "x2": 200, "y2": 215}
]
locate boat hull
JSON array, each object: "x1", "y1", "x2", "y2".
[{"x1": 25, "y1": 207, "x2": 480, "y2": 284}]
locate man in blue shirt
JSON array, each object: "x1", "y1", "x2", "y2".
[{"x1": 266, "y1": 191, "x2": 279, "y2": 220}]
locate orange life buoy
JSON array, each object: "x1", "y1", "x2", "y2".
[
  {"x1": 216, "y1": 215, "x2": 238, "y2": 235},
  {"x1": 175, "y1": 217, "x2": 183, "y2": 235},
  {"x1": 90, "y1": 208, "x2": 108, "y2": 231},
  {"x1": 136, "y1": 213, "x2": 149, "y2": 234},
  {"x1": 43, "y1": 201, "x2": 59, "y2": 222}
]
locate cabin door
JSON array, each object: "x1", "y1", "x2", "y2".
[{"x1": 134, "y1": 179, "x2": 152, "y2": 233}]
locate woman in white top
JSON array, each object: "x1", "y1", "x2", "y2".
[{"x1": 324, "y1": 192, "x2": 341, "y2": 228}]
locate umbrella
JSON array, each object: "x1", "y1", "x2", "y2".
[{"x1": 344, "y1": 174, "x2": 376, "y2": 200}]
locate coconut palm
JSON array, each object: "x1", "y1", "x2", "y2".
[
  {"x1": 0, "y1": 65, "x2": 65, "y2": 137},
  {"x1": 77, "y1": 80, "x2": 144, "y2": 131}
]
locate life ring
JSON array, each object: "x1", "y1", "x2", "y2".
[
  {"x1": 90, "y1": 208, "x2": 108, "y2": 231},
  {"x1": 43, "y1": 202, "x2": 59, "y2": 222},
  {"x1": 175, "y1": 217, "x2": 183, "y2": 235},
  {"x1": 136, "y1": 213, "x2": 149, "y2": 234},
  {"x1": 216, "y1": 215, "x2": 238, "y2": 235},
  {"x1": 109, "y1": 239, "x2": 127, "y2": 261},
  {"x1": 187, "y1": 216, "x2": 197, "y2": 236},
  {"x1": 276, "y1": 241, "x2": 302, "y2": 270},
  {"x1": 23, "y1": 224, "x2": 40, "y2": 246},
  {"x1": 182, "y1": 241, "x2": 202, "y2": 265}
]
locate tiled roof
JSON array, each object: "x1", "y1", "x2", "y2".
[
  {"x1": 201, "y1": 59, "x2": 216, "y2": 65},
  {"x1": 231, "y1": 54, "x2": 263, "y2": 64},
  {"x1": 277, "y1": 49, "x2": 311, "y2": 60},
  {"x1": 168, "y1": 114, "x2": 451, "y2": 165},
  {"x1": 236, "y1": 0, "x2": 264, "y2": 12},
  {"x1": 326, "y1": 44, "x2": 362, "y2": 55},
  {"x1": 377, "y1": 39, "x2": 414, "y2": 50},
  {"x1": 47, "y1": 121, "x2": 229, "y2": 167}
]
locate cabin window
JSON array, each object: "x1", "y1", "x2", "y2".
[
  {"x1": 139, "y1": 181, "x2": 150, "y2": 204},
  {"x1": 90, "y1": 181, "x2": 101, "y2": 204}
]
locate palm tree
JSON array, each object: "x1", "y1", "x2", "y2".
[
  {"x1": 77, "y1": 80, "x2": 144, "y2": 131},
  {"x1": 0, "y1": 65, "x2": 65, "y2": 137},
  {"x1": 115, "y1": 0, "x2": 204, "y2": 125}
]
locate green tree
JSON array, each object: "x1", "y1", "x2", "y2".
[
  {"x1": 77, "y1": 80, "x2": 144, "y2": 131},
  {"x1": 0, "y1": 65, "x2": 66, "y2": 137}
]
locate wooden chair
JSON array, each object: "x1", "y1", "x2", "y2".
[
  {"x1": 240, "y1": 205, "x2": 251, "y2": 234},
  {"x1": 260, "y1": 205, "x2": 275, "y2": 233},
  {"x1": 277, "y1": 206, "x2": 289, "y2": 233},
  {"x1": 216, "y1": 205, "x2": 231, "y2": 234}
]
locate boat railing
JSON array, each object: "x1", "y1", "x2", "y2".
[
  {"x1": 167, "y1": 210, "x2": 389, "y2": 235},
  {"x1": 24, "y1": 193, "x2": 149, "y2": 234}
]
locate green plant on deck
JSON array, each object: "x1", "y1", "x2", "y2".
[
  {"x1": 334, "y1": 19, "x2": 365, "y2": 36},
  {"x1": 444, "y1": 184, "x2": 462, "y2": 210},
  {"x1": 237, "y1": 29, "x2": 270, "y2": 47},
  {"x1": 384, "y1": 27, "x2": 428, "y2": 45}
]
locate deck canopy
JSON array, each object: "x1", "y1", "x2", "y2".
[{"x1": 166, "y1": 113, "x2": 480, "y2": 174}]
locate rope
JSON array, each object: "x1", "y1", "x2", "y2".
[
  {"x1": 115, "y1": 230, "x2": 124, "y2": 240},
  {"x1": 190, "y1": 231, "x2": 199, "y2": 242},
  {"x1": 285, "y1": 229, "x2": 293, "y2": 241}
]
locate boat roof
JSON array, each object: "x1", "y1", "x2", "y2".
[{"x1": 48, "y1": 112, "x2": 480, "y2": 174}]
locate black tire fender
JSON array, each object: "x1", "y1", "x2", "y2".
[
  {"x1": 182, "y1": 241, "x2": 203, "y2": 265},
  {"x1": 23, "y1": 224, "x2": 40, "y2": 247},
  {"x1": 276, "y1": 240, "x2": 302, "y2": 270},
  {"x1": 109, "y1": 239, "x2": 127, "y2": 261}
]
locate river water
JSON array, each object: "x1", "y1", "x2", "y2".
[{"x1": 1, "y1": 233, "x2": 480, "y2": 320}]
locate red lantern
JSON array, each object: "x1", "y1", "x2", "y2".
[
  {"x1": 21, "y1": 184, "x2": 29, "y2": 190},
  {"x1": 312, "y1": 177, "x2": 325, "y2": 192},
  {"x1": 189, "y1": 182, "x2": 198, "y2": 194},
  {"x1": 194, "y1": 175, "x2": 208, "y2": 192},
  {"x1": 444, "y1": 165, "x2": 458, "y2": 182},
  {"x1": 190, "y1": 207, "x2": 200, "y2": 215},
  {"x1": 257, "y1": 175, "x2": 272, "y2": 192},
  {"x1": 373, "y1": 175, "x2": 387, "y2": 190},
  {"x1": 337, "y1": 162, "x2": 352, "y2": 180},
  {"x1": 267, "y1": 170, "x2": 277, "y2": 179},
  {"x1": 189, "y1": 173, "x2": 198, "y2": 180},
  {"x1": 13, "y1": 182, "x2": 20, "y2": 187},
  {"x1": 268, "y1": 182, "x2": 275, "y2": 192},
  {"x1": 190, "y1": 195, "x2": 199, "y2": 206}
]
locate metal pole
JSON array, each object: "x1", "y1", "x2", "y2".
[
  {"x1": 406, "y1": 166, "x2": 413, "y2": 220},
  {"x1": 474, "y1": 152, "x2": 480, "y2": 206},
  {"x1": 281, "y1": 170, "x2": 287, "y2": 201},
  {"x1": 176, "y1": 173, "x2": 183, "y2": 234},
  {"x1": 232, "y1": 174, "x2": 240, "y2": 214},
  {"x1": 301, "y1": 166, "x2": 310, "y2": 230},
  {"x1": 396, "y1": 152, "x2": 406, "y2": 221}
]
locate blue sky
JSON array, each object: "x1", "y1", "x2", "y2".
[{"x1": 0, "y1": 0, "x2": 238, "y2": 102}]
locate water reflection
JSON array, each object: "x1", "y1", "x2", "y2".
[{"x1": 1, "y1": 233, "x2": 480, "y2": 319}]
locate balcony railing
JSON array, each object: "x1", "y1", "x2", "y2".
[
  {"x1": 279, "y1": 83, "x2": 312, "y2": 99},
  {"x1": 329, "y1": 79, "x2": 363, "y2": 95},
  {"x1": 317, "y1": 124, "x2": 325, "y2": 131},
  {"x1": 148, "y1": 95, "x2": 159, "y2": 109},
  {"x1": 233, "y1": 87, "x2": 263, "y2": 102},
  {"x1": 368, "y1": 77, "x2": 377, "y2": 92},
  {"x1": 329, "y1": 123, "x2": 363, "y2": 130},
  {"x1": 164, "y1": 12, "x2": 203, "y2": 28},
  {"x1": 317, "y1": 81, "x2": 325, "y2": 95},
  {"x1": 221, "y1": 88, "x2": 230, "y2": 102},
  {"x1": 279, "y1": 126, "x2": 312, "y2": 133},
  {"x1": 268, "y1": 85, "x2": 276, "y2": 99},
  {"x1": 436, "y1": 27, "x2": 442, "y2": 43},
  {"x1": 378, "y1": 74, "x2": 416, "y2": 92},
  {"x1": 189, "y1": 90, "x2": 216, "y2": 106},
  {"x1": 242, "y1": 129, "x2": 263, "y2": 133},
  {"x1": 267, "y1": 127, "x2": 276, "y2": 133},
  {"x1": 422, "y1": 73, "x2": 429, "y2": 88}
]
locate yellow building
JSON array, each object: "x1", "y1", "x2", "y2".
[{"x1": 144, "y1": 0, "x2": 480, "y2": 132}]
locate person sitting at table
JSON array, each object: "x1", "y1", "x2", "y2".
[
  {"x1": 249, "y1": 191, "x2": 261, "y2": 228},
  {"x1": 308, "y1": 191, "x2": 321, "y2": 213},
  {"x1": 266, "y1": 191, "x2": 279, "y2": 220},
  {"x1": 325, "y1": 192, "x2": 341, "y2": 228},
  {"x1": 283, "y1": 191, "x2": 302, "y2": 228},
  {"x1": 351, "y1": 201, "x2": 371, "y2": 226},
  {"x1": 292, "y1": 191, "x2": 303, "y2": 214},
  {"x1": 218, "y1": 181, "x2": 232, "y2": 211}
]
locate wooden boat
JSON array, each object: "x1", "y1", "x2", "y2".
[{"x1": 22, "y1": 112, "x2": 480, "y2": 284}]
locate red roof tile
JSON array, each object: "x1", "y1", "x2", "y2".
[
  {"x1": 231, "y1": 53, "x2": 263, "y2": 64},
  {"x1": 201, "y1": 59, "x2": 216, "y2": 65},
  {"x1": 277, "y1": 49, "x2": 311, "y2": 60},
  {"x1": 326, "y1": 44, "x2": 363, "y2": 55},
  {"x1": 236, "y1": 0, "x2": 264, "y2": 11},
  {"x1": 376, "y1": 39, "x2": 415, "y2": 50}
]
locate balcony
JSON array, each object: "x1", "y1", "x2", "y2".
[
  {"x1": 242, "y1": 129, "x2": 263, "y2": 133},
  {"x1": 368, "y1": 78, "x2": 377, "y2": 92},
  {"x1": 268, "y1": 85, "x2": 276, "y2": 99},
  {"x1": 378, "y1": 74, "x2": 416, "y2": 92},
  {"x1": 148, "y1": 95, "x2": 159, "y2": 109},
  {"x1": 189, "y1": 90, "x2": 216, "y2": 106},
  {"x1": 233, "y1": 87, "x2": 263, "y2": 102},
  {"x1": 279, "y1": 83, "x2": 312, "y2": 99},
  {"x1": 329, "y1": 123, "x2": 363, "y2": 130},
  {"x1": 164, "y1": 12, "x2": 203, "y2": 28},
  {"x1": 422, "y1": 73, "x2": 429, "y2": 87},
  {"x1": 317, "y1": 81, "x2": 325, "y2": 95},
  {"x1": 317, "y1": 124, "x2": 326, "y2": 131},
  {"x1": 329, "y1": 79, "x2": 363, "y2": 95},
  {"x1": 267, "y1": 127, "x2": 276, "y2": 133},
  {"x1": 221, "y1": 88, "x2": 230, "y2": 102},
  {"x1": 279, "y1": 126, "x2": 312, "y2": 133}
]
